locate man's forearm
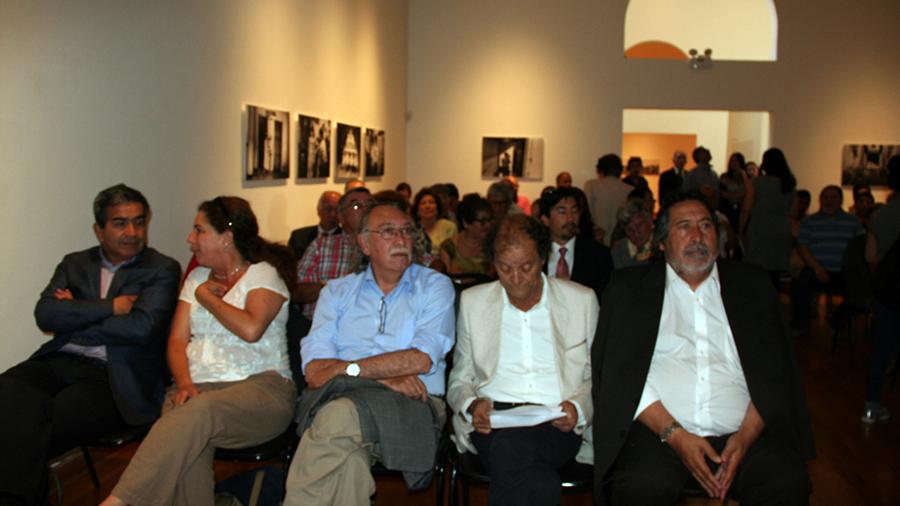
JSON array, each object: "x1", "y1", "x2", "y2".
[
  {"x1": 734, "y1": 401, "x2": 765, "y2": 445},
  {"x1": 637, "y1": 400, "x2": 678, "y2": 435},
  {"x1": 305, "y1": 349, "x2": 432, "y2": 388}
]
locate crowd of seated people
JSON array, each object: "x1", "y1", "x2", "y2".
[{"x1": 4, "y1": 150, "x2": 899, "y2": 506}]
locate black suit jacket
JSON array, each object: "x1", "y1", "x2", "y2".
[
  {"x1": 658, "y1": 168, "x2": 683, "y2": 204},
  {"x1": 288, "y1": 225, "x2": 341, "y2": 261},
  {"x1": 544, "y1": 235, "x2": 613, "y2": 305},
  {"x1": 33, "y1": 246, "x2": 181, "y2": 425},
  {"x1": 590, "y1": 259, "x2": 814, "y2": 499}
]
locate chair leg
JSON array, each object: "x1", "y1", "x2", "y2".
[
  {"x1": 435, "y1": 461, "x2": 445, "y2": 506},
  {"x1": 81, "y1": 446, "x2": 101, "y2": 489},
  {"x1": 448, "y1": 460, "x2": 458, "y2": 506}
]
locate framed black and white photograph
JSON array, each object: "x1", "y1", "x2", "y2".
[
  {"x1": 364, "y1": 128, "x2": 385, "y2": 178},
  {"x1": 481, "y1": 137, "x2": 544, "y2": 180},
  {"x1": 335, "y1": 123, "x2": 362, "y2": 181},
  {"x1": 245, "y1": 104, "x2": 290, "y2": 180},
  {"x1": 297, "y1": 114, "x2": 331, "y2": 179},
  {"x1": 842, "y1": 144, "x2": 900, "y2": 187}
]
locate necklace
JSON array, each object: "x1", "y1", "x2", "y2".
[{"x1": 212, "y1": 262, "x2": 248, "y2": 281}]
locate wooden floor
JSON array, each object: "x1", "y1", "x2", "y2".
[{"x1": 49, "y1": 297, "x2": 899, "y2": 506}]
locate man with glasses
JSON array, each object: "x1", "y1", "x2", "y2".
[
  {"x1": 285, "y1": 202, "x2": 455, "y2": 506},
  {"x1": 294, "y1": 188, "x2": 373, "y2": 319}
]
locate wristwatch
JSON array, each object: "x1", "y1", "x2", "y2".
[
  {"x1": 659, "y1": 420, "x2": 682, "y2": 443},
  {"x1": 345, "y1": 362, "x2": 361, "y2": 377}
]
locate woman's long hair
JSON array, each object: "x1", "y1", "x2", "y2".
[
  {"x1": 199, "y1": 196, "x2": 296, "y2": 288},
  {"x1": 760, "y1": 148, "x2": 797, "y2": 194}
]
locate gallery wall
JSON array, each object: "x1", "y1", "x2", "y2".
[
  {"x1": 0, "y1": 0, "x2": 408, "y2": 368},
  {"x1": 407, "y1": 0, "x2": 900, "y2": 207}
]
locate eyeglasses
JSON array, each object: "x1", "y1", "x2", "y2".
[{"x1": 364, "y1": 225, "x2": 417, "y2": 240}]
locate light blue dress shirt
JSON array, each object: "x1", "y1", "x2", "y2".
[{"x1": 301, "y1": 263, "x2": 456, "y2": 395}]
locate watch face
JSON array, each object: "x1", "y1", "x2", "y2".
[{"x1": 346, "y1": 362, "x2": 360, "y2": 377}]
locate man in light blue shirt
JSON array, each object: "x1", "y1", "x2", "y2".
[{"x1": 285, "y1": 202, "x2": 455, "y2": 506}]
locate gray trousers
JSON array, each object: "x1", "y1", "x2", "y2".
[{"x1": 111, "y1": 371, "x2": 296, "y2": 506}]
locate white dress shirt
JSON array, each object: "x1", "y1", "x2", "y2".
[
  {"x1": 548, "y1": 238, "x2": 576, "y2": 279},
  {"x1": 635, "y1": 264, "x2": 750, "y2": 436}
]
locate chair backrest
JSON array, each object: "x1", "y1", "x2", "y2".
[{"x1": 286, "y1": 302, "x2": 312, "y2": 391}]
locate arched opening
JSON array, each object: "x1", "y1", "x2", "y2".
[{"x1": 624, "y1": 0, "x2": 778, "y2": 62}]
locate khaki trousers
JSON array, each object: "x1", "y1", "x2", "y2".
[
  {"x1": 283, "y1": 397, "x2": 377, "y2": 506},
  {"x1": 111, "y1": 371, "x2": 296, "y2": 506}
]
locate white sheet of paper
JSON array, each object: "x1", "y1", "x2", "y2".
[{"x1": 489, "y1": 404, "x2": 566, "y2": 429}]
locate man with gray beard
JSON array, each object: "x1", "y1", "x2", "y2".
[{"x1": 591, "y1": 191, "x2": 814, "y2": 505}]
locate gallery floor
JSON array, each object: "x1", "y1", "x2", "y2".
[{"x1": 49, "y1": 296, "x2": 899, "y2": 506}]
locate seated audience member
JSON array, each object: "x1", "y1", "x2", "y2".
[
  {"x1": 863, "y1": 155, "x2": 900, "y2": 424},
  {"x1": 610, "y1": 199, "x2": 654, "y2": 269},
  {"x1": 344, "y1": 178, "x2": 365, "y2": 193},
  {"x1": 539, "y1": 187, "x2": 613, "y2": 304},
  {"x1": 395, "y1": 181, "x2": 413, "y2": 207},
  {"x1": 556, "y1": 171, "x2": 573, "y2": 188},
  {"x1": 448, "y1": 214, "x2": 598, "y2": 506},
  {"x1": 683, "y1": 146, "x2": 719, "y2": 208},
  {"x1": 412, "y1": 187, "x2": 458, "y2": 257},
  {"x1": 0, "y1": 185, "x2": 180, "y2": 506},
  {"x1": 659, "y1": 150, "x2": 687, "y2": 205},
  {"x1": 295, "y1": 188, "x2": 373, "y2": 319},
  {"x1": 791, "y1": 185, "x2": 864, "y2": 334},
  {"x1": 503, "y1": 175, "x2": 532, "y2": 216},
  {"x1": 102, "y1": 196, "x2": 296, "y2": 506},
  {"x1": 288, "y1": 190, "x2": 341, "y2": 260},
  {"x1": 487, "y1": 180, "x2": 520, "y2": 223},
  {"x1": 440, "y1": 194, "x2": 493, "y2": 276},
  {"x1": 584, "y1": 153, "x2": 631, "y2": 246},
  {"x1": 284, "y1": 202, "x2": 455, "y2": 506},
  {"x1": 622, "y1": 156, "x2": 650, "y2": 193},
  {"x1": 592, "y1": 191, "x2": 814, "y2": 505},
  {"x1": 433, "y1": 183, "x2": 461, "y2": 222}
]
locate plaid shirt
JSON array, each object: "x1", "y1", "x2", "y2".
[{"x1": 297, "y1": 233, "x2": 364, "y2": 319}]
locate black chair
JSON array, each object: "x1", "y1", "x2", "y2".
[
  {"x1": 447, "y1": 448, "x2": 592, "y2": 506},
  {"x1": 79, "y1": 423, "x2": 153, "y2": 489}
]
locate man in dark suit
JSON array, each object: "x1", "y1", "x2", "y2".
[
  {"x1": 287, "y1": 190, "x2": 341, "y2": 260},
  {"x1": 592, "y1": 191, "x2": 814, "y2": 505},
  {"x1": 658, "y1": 150, "x2": 687, "y2": 205},
  {"x1": 539, "y1": 186, "x2": 613, "y2": 304},
  {"x1": 0, "y1": 184, "x2": 180, "y2": 506}
]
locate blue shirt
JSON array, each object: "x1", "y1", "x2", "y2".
[
  {"x1": 797, "y1": 210, "x2": 864, "y2": 272},
  {"x1": 301, "y1": 263, "x2": 456, "y2": 395}
]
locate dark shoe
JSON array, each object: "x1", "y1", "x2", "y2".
[{"x1": 861, "y1": 405, "x2": 891, "y2": 424}]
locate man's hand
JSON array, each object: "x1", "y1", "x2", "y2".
[
  {"x1": 54, "y1": 288, "x2": 74, "y2": 300},
  {"x1": 112, "y1": 295, "x2": 138, "y2": 315},
  {"x1": 377, "y1": 374, "x2": 428, "y2": 402},
  {"x1": 551, "y1": 401, "x2": 578, "y2": 432},
  {"x1": 715, "y1": 432, "x2": 750, "y2": 499},
  {"x1": 173, "y1": 383, "x2": 200, "y2": 407},
  {"x1": 469, "y1": 398, "x2": 493, "y2": 434},
  {"x1": 813, "y1": 265, "x2": 831, "y2": 284},
  {"x1": 667, "y1": 429, "x2": 722, "y2": 498}
]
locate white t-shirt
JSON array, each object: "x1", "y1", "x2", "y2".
[{"x1": 181, "y1": 262, "x2": 292, "y2": 383}]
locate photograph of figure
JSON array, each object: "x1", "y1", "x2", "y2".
[
  {"x1": 481, "y1": 137, "x2": 543, "y2": 180},
  {"x1": 842, "y1": 144, "x2": 899, "y2": 187},
  {"x1": 245, "y1": 104, "x2": 290, "y2": 180},
  {"x1": 298, "y1": 114, "x2": 331, "y2": 179},
  {"x1": 364, "y1": 128, "x2": 385, "y2": 178},
  {"x1": 335, "y1": 123, "x2": 361, "y2": 181}
]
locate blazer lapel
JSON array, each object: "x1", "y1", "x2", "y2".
[
  {"x1": 474, "y1": 282, "x2": 504, "y2": 378},
  {"x1": 87, "y1": 248, "x2": 103, "y2": 299}
]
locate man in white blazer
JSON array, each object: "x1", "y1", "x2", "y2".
[{"x1": 448, "y1": 214, "x2": 599, "y2": 506}]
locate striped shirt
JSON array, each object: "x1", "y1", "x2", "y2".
[{"x1": 797, "y1": 210, "x2": 864, "y2": 272}]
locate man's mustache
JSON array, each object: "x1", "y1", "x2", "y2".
[{"x1": 683, "y1": 243, "x2": 710, "y2": 258}]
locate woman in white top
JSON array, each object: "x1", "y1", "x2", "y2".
[{"x1": 103, "y1": 196, "x2": 297, "y2": 506}]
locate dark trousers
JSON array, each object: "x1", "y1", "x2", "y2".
[
  {"x1": 0, "y1": 352, "x2": 125, "y2": 505},
  {"x1": 605, "y1": 422, "x2": 810, "y2": 506},
  {"x1": 470, "y1": 422, "x2": 582, "y2": 506},
  {"x1": 866, "y1": 299, "x2": 900, "y2": 402},
  {"x1": 791, "y1": 267, "x2": 844, "y2": 329}
]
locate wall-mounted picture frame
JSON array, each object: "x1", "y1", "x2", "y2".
[
  {"x1": 842, "y1": 144, "x2": 899, "y2": 187},
  {"x1": 245, "y1": 104, "x2": 290, "y2": 180},
  {"x1": 364, "y1": 128, "x2": 385, "y2": 178},
  {"x1": 298, "y1": 114, "x2": 331, "y2": 179},
  {"x1": 481, "y1": 137, "x2": 544, "y2": 180},
  {"x1": 335, "y1": 123, "x2": 362, "y2": 181}
]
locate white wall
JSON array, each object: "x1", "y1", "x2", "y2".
[
  {"x1": 0, "y1": 0, "x2": 408, "y2": 369},
  {"x1": 407, "y1": 0, "x2": 900, "y2": 208},
  {"x1": 623, "y1": 109, "x2": 731, "y2": 171},
  {"x1": 727, "y1": 111, "x2": 770, "y2": 165}
]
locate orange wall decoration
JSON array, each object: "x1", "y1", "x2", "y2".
[{"x1": 624, "y1": 40, "x2": 688, "y2": 60}]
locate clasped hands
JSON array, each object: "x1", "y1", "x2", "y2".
[
  {"x1": 667, "y1": 427, "x2": 750, "y2": 500},
  {"x1": 468, "y1": 398, "x2": 578, "y2": 435}
]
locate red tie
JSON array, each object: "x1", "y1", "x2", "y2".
[{"x1": 556, "y1": 247, "x2": 570, "y2": 280}]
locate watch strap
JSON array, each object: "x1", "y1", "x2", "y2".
[{"x1": 659, "y1": 420, "x2": 683, "y2": 443}]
